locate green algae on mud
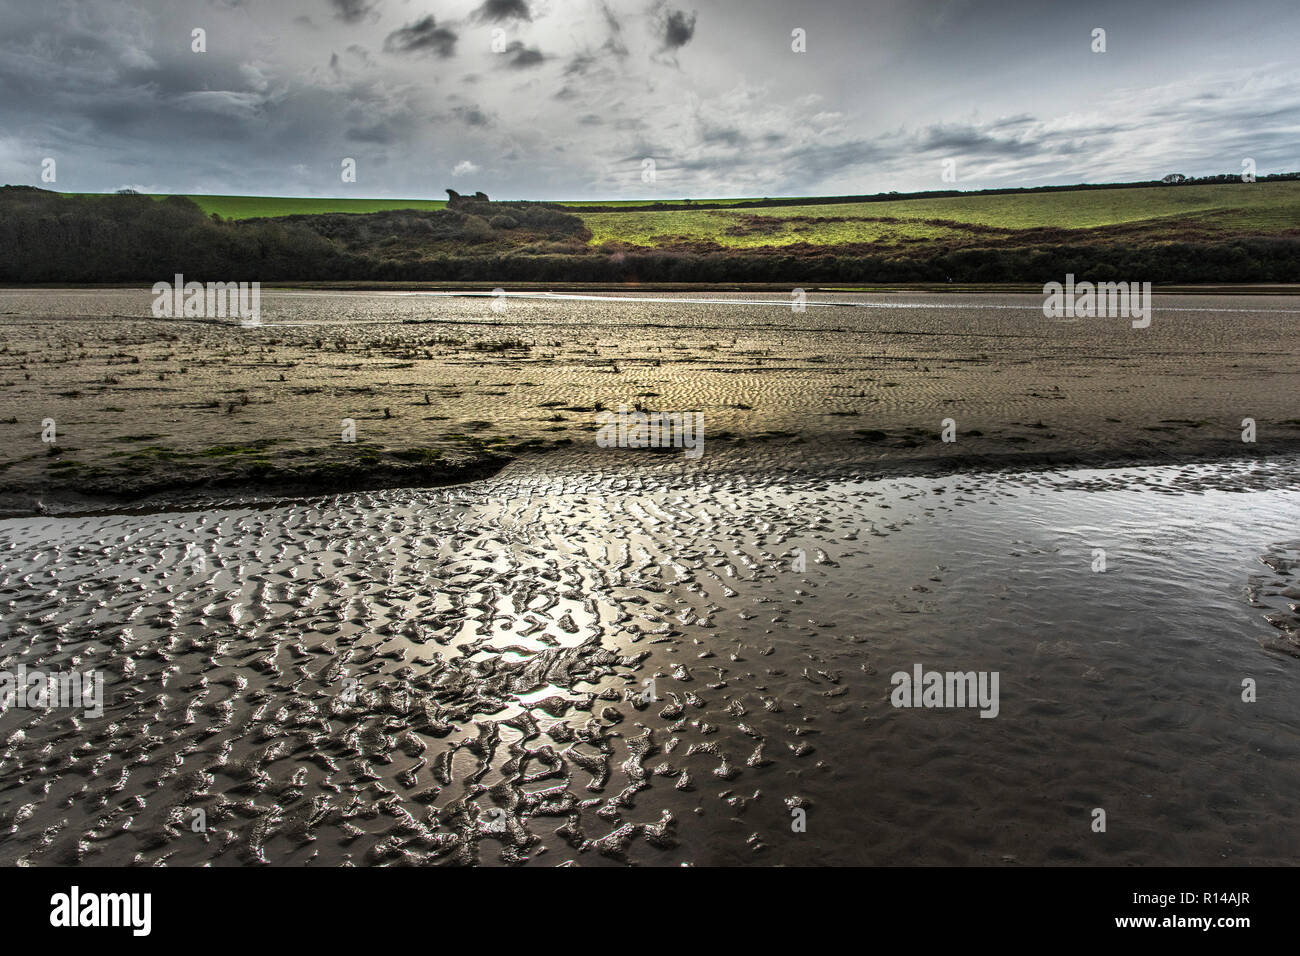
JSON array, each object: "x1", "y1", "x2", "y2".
[{"x1": 0, "y1": 441, "x2": 515, "y2": 517}]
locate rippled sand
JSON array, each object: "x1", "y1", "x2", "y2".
[
  {"x1": 2, "y1": 456, "x2": 1299, "y2": 866},
  {"x1": 3, "y1": 289, "x2": 1300, "y2": 512}
]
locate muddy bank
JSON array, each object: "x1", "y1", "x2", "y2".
[
  {"x1": 7, "y1": 434, "x2": 1300, "y2": 520},
  {"x1": 0, "y1": 443, "x2": 513, "y2": 518},
  {"x1": 3, "y1": 288, "x2": 1300, "y2": 516}
]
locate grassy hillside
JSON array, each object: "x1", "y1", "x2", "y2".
[
  {"x1": 104, "y1": 181, "x2": 1300, "y2": 250},
  {"x1": 20, "y1": 180, "x2": 1300, "y2": 284},
  {"x1": 578, "y1": 182, "x2": 1300, "y2": 248}
]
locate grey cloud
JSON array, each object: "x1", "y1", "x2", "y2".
[
  {"x1": 565, "y1": 54, "x2": 596, "y2": 76},
  {"x1": 472, "y1": 0, "x2": 532, "y2": 23},
  {"x1": 2, "y1": 0, "x2": 1298, "y2": 201},
  {"x1": 329, "y1": 0, "x2": 378, "y2": 24},
  {"x1": 453, "y1": 106, "x2": 491, "y2": 126},
  {"x1": 600, "y1": 1, "x2": 629, "y2": 57},
  {"x1": 384, "y1": 16, "x2": 458, "y2": 57},
  {"x1": 913, "y1": 123, "x2": 1040, "y2": 156},
  {"x1": 346, "y1": 121, "x2": 398, "y2": 143},
  {"x1": 700, "y1": 125, "x2": 746, "y2": 147},
  {"x1": 502, "y1": 41, "x2": 545, "y2": 69},
  {"x1": 658, "y1": 6, "x2": 697, "y2": 51}
]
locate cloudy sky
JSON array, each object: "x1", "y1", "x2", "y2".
[{"x1": 1, "y1": 0, "x2": 1297, "y2": 200}]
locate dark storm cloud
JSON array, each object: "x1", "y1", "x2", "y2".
[
  {"x1": 658, "y1": 7, "x2": 697, "y2": 51},
  {"x1": 471, "y1": 0, "x2": 532, "y2": 23},
  {"x1": 384, "y1": 16, "x2": 458, "y2": 57},
  {"x1": 329, "y1": 0, "x2": 377, "y2": 24},
  {"x1": 501, "y1": 41, "x2": 545, "y2": 69}
]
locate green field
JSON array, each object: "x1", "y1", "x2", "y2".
[
  {"x1": 556, "y1": 197, "x2": 781, "y2": 207},
  {"x1": 68, "y1": 180, "x2": 1300, "y2": 249},
  {"x1": 577, "y1": 182, "x2": 1300, "y2": 248}
]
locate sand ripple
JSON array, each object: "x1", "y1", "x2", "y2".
[{"x1": 2, "y1": 458, "x2": 1300, "y2": 865}]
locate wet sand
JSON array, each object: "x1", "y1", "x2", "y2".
[
  {"x1": 2, "y1": 456, "x2": 1299, "y2": 866},
  {"x1": 2, "y1": 289, "x2": 1300, "y2": 514}
]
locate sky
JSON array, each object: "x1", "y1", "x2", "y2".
[{"x1": 0, "y1": 0, "x2": 1297, "y2": 200}]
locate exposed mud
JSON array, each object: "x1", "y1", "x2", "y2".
[
  {"x1": 2, "y1": 456, "x2": 1299, "y2": 866},
  {"x1": 3, "y1": 290, "x2": 1300, "y2": 516}
]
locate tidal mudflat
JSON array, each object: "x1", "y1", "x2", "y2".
[
  {"x1": 2, "y1": 289, "x2": 1299, "y2": 868},
  {"x1": 3, "y1": 289, "x2": 1300, "y2": 513},
  {"x1": 1, "y1": 455, "x2": 1299, "y2": 866}
]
